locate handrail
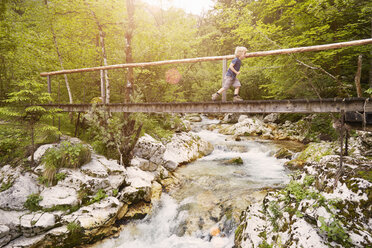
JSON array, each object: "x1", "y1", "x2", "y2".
[{"x1": 40, "y1": 38, "x2": 372, "y2": 77}]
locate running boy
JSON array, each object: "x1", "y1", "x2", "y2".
[{"x1": 212, "y1": 46, "x2": 247, "y2": 101}]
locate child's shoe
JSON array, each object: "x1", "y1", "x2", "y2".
[
  {"x1": 211, "y1": 93, "x2": 219, "y2": 101},
  {"x1": 233, "y1": 95, "x2": 243, "y2": 101}
]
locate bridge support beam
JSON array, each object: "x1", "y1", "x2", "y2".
[{"x1": 40, "y1": 98, "x2": 372, "y2": 114}]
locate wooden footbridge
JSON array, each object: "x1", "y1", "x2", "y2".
[{"x1": 40, "y1": 39, "x2": 372, "y2": 120}]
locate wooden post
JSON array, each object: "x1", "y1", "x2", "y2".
[
  {"x1": 222, "y1": 59, "x2": 227, "y2": 102},
  {"x1": 74, "y1": 112, "x2": 81, "y2": 137},
  {"x1": 100, "y1": 70, "x2": 106, "y2": 103},
  {"x1": 334, "y1": 110, "x2": 345, "y2": 188},
  {"x1": 47, "y1": 76, "x2": 51, "y2": 95},
  {"x1": 354, "y1": 55, "x2": 363, "y2": 97}
]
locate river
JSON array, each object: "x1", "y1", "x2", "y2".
[{"x1": 93, "y1": 116, "x2": 293, "y2": 248}]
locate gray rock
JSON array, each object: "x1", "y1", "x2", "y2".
[
  {"x1": 81, "y1": 159, "x2": 109, "y2": 178},
  {"x1": 130, "y1": 157, "x2": 158, "y2": 172},
  {"x1": 62, "y1": 197, "x2": 122, "y2": 232},
  {"x1": 39, "y1": 186, "x2": 79, "y2": 209},
  {"x1": 0, "y1": 173, "x2": 39, "y2": 211},
  {"x1": 28, "y1": 144, "x2": 57, "y2": 163},
  {"x1": 97, "y1": 155, "x2": 125, "y2": 174},
  {"x1": 263, "y1": 113, "x2": 279, "y2": 123},
  {"x1": 133, "y1": 134, "x2": 166, "y2": 165},
  {"x1": 3, "y1": 233, "x2": 46, "y2": 248},
  {"x1": 0, "y1": 210, "x2": 25, "y2": 240}
]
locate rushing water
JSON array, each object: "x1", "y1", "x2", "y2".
[{"x1": 93, "y1": 116, "x2": 292, "y2": 248}]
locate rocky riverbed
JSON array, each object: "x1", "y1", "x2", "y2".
[{"x1": 0, "y1": 113, "x2": 371, "y2": 248}]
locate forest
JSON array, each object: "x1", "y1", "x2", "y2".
[{"x1": 0, "y1": 0, "x2": 372, "y2": 165}]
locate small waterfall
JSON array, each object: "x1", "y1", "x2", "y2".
[{"x1": 93, "y1": 116, "x2": 295, "y2": 248}]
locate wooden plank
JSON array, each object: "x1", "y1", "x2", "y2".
[
  {"x1": 40, "y1": 39, "x2": 372, "y2": 77},
  {"x1": 39, "y1": 98, "x2": 371, "y2": 114}
]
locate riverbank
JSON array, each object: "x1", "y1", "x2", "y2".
[{"x1": 0, "y1": 113, "x2": 370, "y2": 247}]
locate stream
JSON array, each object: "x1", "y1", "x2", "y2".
[{"x1": 93, "y1": 116, "x2": 294, "y2": 248}]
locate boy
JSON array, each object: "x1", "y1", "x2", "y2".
[{"x1": 212, "y1": 46, "x2": 247, "y2": 101}]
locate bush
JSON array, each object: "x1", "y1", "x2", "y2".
[
  {"x1": 0, "y1": 126, "x2": 28, "y2": 166},
  {"x1": 42, "y1": 141, "x2": 91, "y2": 185}
]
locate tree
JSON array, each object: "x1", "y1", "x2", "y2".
[
  {"x1": 85, "y1": 106, "x2": 142, "y2": 166},
  {"x1": 0, "y1": 80, "x2": 60, "y2": 164}
]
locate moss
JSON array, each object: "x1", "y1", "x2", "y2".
[
  {"x1": 64, "y1": 221, "x2": 84, "y2": 248},
  {"x1": 24, "y1": 193, "x2": 43, "y2": 212},
  {"x1": 0, "y1": 179, "x2": 13, "y2": 192},
  {"x1": 356, "y1": 170, "x2": 372, "y2": 182}
]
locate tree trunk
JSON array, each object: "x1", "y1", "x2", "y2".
[
  {"x1": 369, "y1": 18, "x2": 372, "y2": 91},
  {"x1": 354, "y1": 55, "x2": 363, "y2": 97},
  {"x1": 45, "y1": 1, "x2": 73, "y2": 105},
  {"x1": 51, "y1": 27, "x2": 73, "y2": 104},
  {"x1": 84, "y1": 2, "x2": 110, "y2": 104},
  {"x1": 30, "y1": 123, "x2": 35, "y2": 164},
  {"x1": 125, "y1": 0, "x2": 135, "y2": 103}
]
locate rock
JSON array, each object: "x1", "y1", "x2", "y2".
[
  {"x1": 4, "y1": 233, "x2": 47, "y2": 248},
  {"x1": 124, "y1": 202, "x2": 152, "y2": 220},
  {"x1": 119, "y1": 167, "x2": 154, "y2": 204},
  {"x1": 186, "y1": 114, "x2": 202, "y2": 122},
  {"x1": 222, "y1": 113, "x2": 239, "y2": 124},
  {"x1": 163, "y1": 133, "x2": 213, "y2": 171},
  {"x1": 151, "y1": 181, "x2": 162, "y2": 202},
  {"x1": 0, "y1": 210, "x2": 25, "y2": 240},
  {"x1": 274, "y1": 147, "x2": 293, "y2": 159},
  {"x1": 263, "y1": 113, "x2": 279, "y2": 123},
  {"x1": 62, "y1": 197, "x2": 122, "y2": 233},
  {"x1": 58, "y1": 168, "x2": 111, "y2": 193},
  {"x1": 210, "y1": 226, "x2": 220, "y2": 236},
  {"x1": 223, "y1": 157, "x2": 244, "y2": 165},
  {"x1": 238, "y1": 115, "x2": 249, "y2": 123},
  {"x1": 39, "y1": 186, "x2": 79, "y2": 209},
  {"x1": 0, "y1": 225, "x2": 11, "y2": 247},
  {"x1": 96, "y1": 155, "x2": 125, "y2": 175},
  {"x1": 20, "y1": 213, "x2": 55, "y2": 237},
  {"x1": 28, "y1": 144, "x2": 57, "y2": 162},
  {"x1": 133, "y1": 134, "x2": 166, "y2": 165},
  {"x1": 0, "y1": 173, "x2": 39, "y2": 211},
  {"x1": 80, "y1": 159, "x2": 109, "y2": 178},
  {"x1": 130, "y1": 157, "x2": 158, "y2": 172}
]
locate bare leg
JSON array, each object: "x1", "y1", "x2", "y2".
[
  {"x1": 217, "y1": 88, "x2": 226, "y2": 94},
  {"x1": 234, "y1": 86, "x2": 240, "y2": 95}
]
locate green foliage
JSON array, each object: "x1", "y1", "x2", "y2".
[
  {"x1": 268, "y1": 201, "x2": 281, "y2": 232},
  {"x1": 67, "y1": 221, "x2": 83, "y2": 234},
  {"x1": 42, "y1": 141, "x2": 91, "y2": 185},
  {"x1": 134, "y1": 113, "x2": 178, "y2": 141},
  {"x1": 84, "y1": 105, "x2": 142, "y2": 166},
  {"x1": 112, "y1": 189, "x2": 118, "y2": 197},
  {"x1": 0, "y1": 179, "x2": 13, "y2": 192},
  {"x1": 0, "y1": 125, "x2": 29, "y2": 165},
  {"x1": 318, "y1": 216, "x2": 351, "y2": 245},
  {"x1": 24, "y1": 193, "x2": 43, "y2": 212},
  {"x1": 89, "y1": 189, "x2": 107, "y2": 205}
]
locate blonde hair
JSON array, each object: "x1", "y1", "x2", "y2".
[{"x1": 235, "y1": 46, "x2": 248, "y2": 57}]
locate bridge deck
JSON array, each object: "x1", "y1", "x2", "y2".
[{"x1": 41, "y1": 98, "x2": 371, "y2": 114}]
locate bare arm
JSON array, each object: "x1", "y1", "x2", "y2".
[{"x1": 229, "y1": 63, "x2": 240, "y2": 75}]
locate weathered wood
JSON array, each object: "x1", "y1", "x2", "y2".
[
  {"x1": 354, "y1": 55, "x2": 363, "y2": 97},
  {"x1": 40, "y1": 38, "x2": 372, "y2": 77},
  {"x1": 39, "y1": 98, "x2": 371, "y2": 114},
  {"x1": 222, "y1": 59, "x2": 227, "y2": 102}
]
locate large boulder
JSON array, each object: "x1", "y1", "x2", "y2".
[
  {"x1": 163, "y1": 133, "x2": 213, "y2": 171},
  {"x1": 0, "y1": 171, "x2": 39, "y2": 211}
]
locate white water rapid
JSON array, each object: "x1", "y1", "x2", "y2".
[{"x1": 93, "y1": 116, "x2": 292, "y2": 248}]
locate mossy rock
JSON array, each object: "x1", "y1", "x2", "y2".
[
  {"x1": 224, "y1": 157, "x2": 244, "y2": 165},
  {"x1": 275, "y1": 148, "x2": 293, "y2": 159},
  {"x1": 284, "y1": 159, "x2": 305, "y2": 170}
]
